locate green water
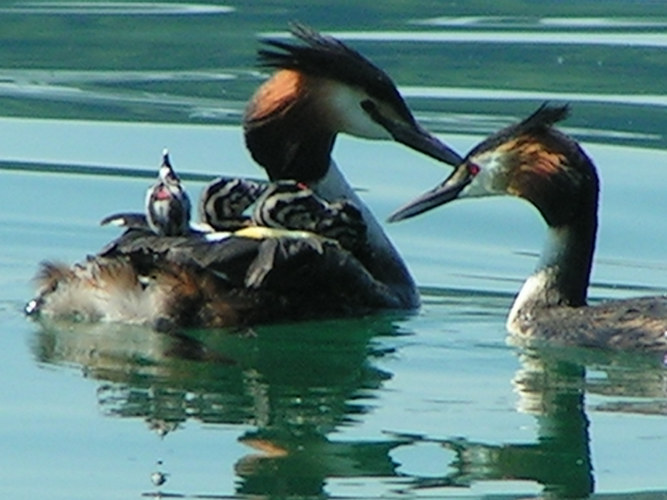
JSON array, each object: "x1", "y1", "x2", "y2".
[{"x1": 1, "y1": 1, "x2": 666, "y2": 499}]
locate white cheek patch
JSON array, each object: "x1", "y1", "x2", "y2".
[
  {"x1": 461, "y1": 151, "x2": 507, "y2": 199},
  {"x1": 462, "y1": 174, "x2": 494, "y2": 198},
  {"x1": 326, "y1": 82, "x2": 391, "y2": 139}
]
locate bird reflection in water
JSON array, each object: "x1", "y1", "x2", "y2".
[{"x1": 31, "y1": 318, "x2": 666, "y2": 498}]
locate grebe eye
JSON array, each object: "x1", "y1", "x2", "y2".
[
  {"x1": 360, "y1": 100, "x2": 375, "y2": 113},
  {"x1": 361, "y1": 99, "x2": 383, "y2": 123},
  {"x1": 468, "y1": 163, "x2": 481, "y2": 176}
]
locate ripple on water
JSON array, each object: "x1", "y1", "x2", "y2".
[
  {"x1": 271, "y1": 30, "x2": 667, "y2": 49},
  {"x1": 412, "y1": 16, "x2": 667, "y2": 29},
  {"x1": 0, "y1": 2, "x2": 234, "y2": 16}
]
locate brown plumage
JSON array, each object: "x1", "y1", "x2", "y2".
[
  {"x1": 390, "y1": 104, "x2": 667, "y2": 354},
  {"x1": 27, "y1": 233, "x2": 402, "y2": 330},
  {"x1": 511, "y1": 296, "x2": 667, "y2": 352}
]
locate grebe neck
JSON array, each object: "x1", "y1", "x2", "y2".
[
  {"x1": 508, "y1": 204, "x2": 598, "y2": 329},
  {"x1": 311, "y1": 160, "x2": 419, "y2": 308}
]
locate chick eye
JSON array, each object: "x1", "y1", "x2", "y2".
[{"x1": 468, "y1": 163, "x2": 481, "y2": 176}]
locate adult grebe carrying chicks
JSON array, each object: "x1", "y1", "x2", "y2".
[{"x1": 25, "y1": 24, "x2": 462, "y2": 329}]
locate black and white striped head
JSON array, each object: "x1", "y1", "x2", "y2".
[
  {"x1": 244, "y1": 24, "x2": 462, "y2": 183},
  {"x1": 199, "y1": 177, "x2": 266, "y2": 231},
  {"x1": 145, "y1": 150, "x2": 192, "y2": 236},
  {"x1": 252, "y1": 180, "x2": 366, "y2": 251}
]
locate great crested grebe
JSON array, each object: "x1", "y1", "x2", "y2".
[
  {"x1": 243, "y1": 23, "x2": 463, "y2": 308},
  {"x1": 25, "y1": 24, "x2": 461, "y2": 328},
  {"x1": 102, "y1": 151, "x2": 265, "y2": 234},
  {"x1": 389, "y1": 104, "x2": 667, "y2": 353},
  {"x1": 26, "y1": 153, "x2": 397, "y2": 327}
]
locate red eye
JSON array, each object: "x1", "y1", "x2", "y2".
[{"x1": 468, "y1": 163, "x2": 481, "y2": 176}]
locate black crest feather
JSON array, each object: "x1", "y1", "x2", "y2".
[
  {"x1": 467, "y1": 103, "x2": 571, "y2": 158},
  {"x1": 517, "y1": 103, "x2": 570, "y2": 135},
  {"x1": 257, "y1": 23, "x2": 410, "y2": 120}
]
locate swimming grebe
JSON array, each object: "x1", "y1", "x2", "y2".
[
  {"x1": 26, "y1": 153, "x2": 397, "y2": 327},
  {"x1": 389, "y1": 104, "x2": 667, "y2": 353},
  {"x1": 26, "y1": 24, "x2": 462, "y2": 327},
  {"x1": 243, "y1": 24, "x2": 463, "y2": 308}
]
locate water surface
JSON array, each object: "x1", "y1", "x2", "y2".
[{"x1": 1, "y1": 1, "x2": 666, "y2": 499}]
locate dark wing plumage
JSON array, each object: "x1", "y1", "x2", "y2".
[{"x1": 27, "y1": 222, "x2": 402, "y2": 328}]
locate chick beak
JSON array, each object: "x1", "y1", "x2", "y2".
[{"x1": 388, "y1": 162, "x2": 473, "y2": 222}]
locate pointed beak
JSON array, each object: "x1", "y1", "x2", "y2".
[
  {"x1": 390, "y1": 120, "x2": 463, "y2": 167},
  {"x1": 362, "y1": 101, "x2": 463, "y2": 167},
  {"x1": 388, "y1": 162, "x2": 473, "y2": 222}
]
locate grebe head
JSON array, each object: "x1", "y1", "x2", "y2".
[
  {"x1": 145, "y1": 150, "x2": 192, "y2": 236},
  {"x1": 244, "y1": 23, "x2": 462, "y2": 183},
  {"x1": 389, "y1": 104, "x2": 599, "y2": 227},
  {"x1": 199, "y1": 177, "x2": 265, "y2": 231}
]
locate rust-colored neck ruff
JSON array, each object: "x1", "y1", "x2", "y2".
[{"x1": 244, "y1": 70, "x2": 335, "y2": 183}]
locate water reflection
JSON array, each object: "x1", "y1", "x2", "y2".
[
  {"x1": 31, "y1": 315, "x2": 405, "y2": 496},
  {"x1": 508, "y1": 354, "x2": 593, "y2": 498},
  {"x1": 389, "y1": 348, "x2": 664, "y2": 498},
  {"x1": 32, "y1": 316, "x2": 399, "y2": 432},
  {"x1": 413, "y1": 16, "x2": 667, "y2": 29},
  {"x1": 29, "y1": 315, "x2": 666, "y2": 498},
  {"x1": 0, "y1": 70, "x2": 244, "y2": 123},
  {"x1": 381, "y1": 353, "x2": 593, "y2": 498}
]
